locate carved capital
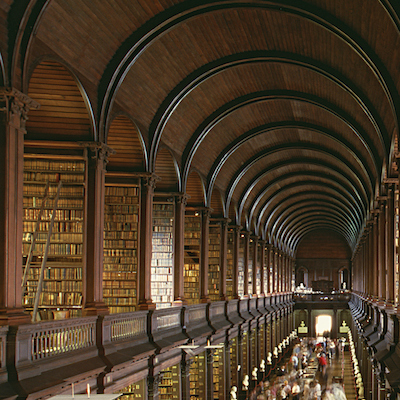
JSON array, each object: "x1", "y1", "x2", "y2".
[
  {"x1": 0, "y1": 87, "x2": 40, "y2": 130},
  {"x1": 201, "y1": 207, "x2": 213, "y2": 219},
  {"x1": 141, "y1": 174, "x2": 160, "y2": 190},
  {"x1": 79, "y1": 141, "x2": 115, "y2": 164},
  {"x1": 176, "y1": 192, "x2": 190, "y2": 206}
]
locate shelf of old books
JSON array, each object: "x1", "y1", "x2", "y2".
[
  {"x1": 256, "y1": 243, "x2": 261, "y2": 295},
  {"x1": 263, "y1": 247, "x2": 269, "y2": 294},
  {"x1": 238, "y1": 236, "x2": 245, "y2": 297},
  {"x1": 208, "y1": 222, "x2": 221, "y2": 301},
  {"x1": 248, "y1": 240, "x2": 253, "y2": 295},
  {"x1": 117, "y1": 379, "x2": 146, "y2": 399},
  {"x1": 184, "y1": 212, "x2": 201, "y2": 304},
  {"x1": 250, "y1": 330, "x2": 256, "y2": 373},
  {"x1": 22, "y1": 156, "x2": 85, "y2": 319},
  {"x1": 151, "y1": 201, "x2": 174, "y2": 309},
  {"x1": 259, "y1": 324, "x2": 265, "y2": 364},
  {"x1": 189, "y1": 352, "x2": 206, "y2": 399},
  {"x1": 230, "y1": 337, "x2": 238, "y2": 388},
  {"x1": 241, "y1": 332, "x2": 249, "y2": 377},
  {"x1": 103, "y1": 185, "x2": 139, "y2": 313},
  {"x1": 226, "y1": 229, "x2": 234, "y2": 299},
  {"x1": 159, "y1": 364, "x2": 180, "y2": 399},
  {"x1": 212, "y1": 347, "x2": 224, "y2": 399}
]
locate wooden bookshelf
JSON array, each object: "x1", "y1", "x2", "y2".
[
  {"x1": 241, "y1": 332, "x2": 248, "y2": 376},
  {"x1": 256, "y1": 243, "x2": 261, "y2": 295},
  {"x1": 259, "y1": 324, "x2": 265, "y2": 363},
  {"x1": 151, "y1": 202, "x2": 174, "y2": 308},
  {"x1": 208, "y1": 223, "x2": 221, "y2": 301},
  {"x1": 103, "y1": 185, "x2": 139, "y2": 313},
  {"x1": 189, "y1": 353, "x2": 206, "y2": 399},
  {"x1": 226, "y1": 229, "x2": 234, "y2": 299},
  {"x1": 118, "y1": 379, "x2": 146, "y2": 399},
  {"x1": 184, "y1": 213, "x2": 201, "y2": 304},
  {"x1": 238, "y1": 236, "x2": 245, "y2": 298},
  {"x1": 250, "y1": 330, "x2": 256, "y2": 373},
  {"x1": 159, "y1": 365, "x2": 180, "y2": 399},
  {"x1": 22, "y1": 156, "x2": 84, "y2": 319},
  {"x1": 248, "y1": 240, "x2": 253, "y2": 295},
  {"x1": 212, "y1": 348, "x2": 224, "y2": 400},
  {"x1": 230, "y1": 337, "x2": 238, "y2": 388}
]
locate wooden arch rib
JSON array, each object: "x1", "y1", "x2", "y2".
[
  {"x1": 279, "y1": 211, "x2": 355, "y2": 249},
  {"x1": 259, "y1": 185, "x2": 362, "y2": 247},
  {"x1": 226, "y1": 144, "x2": 371, "y2": 218},
  {"x1": 98, "y1": 2, "x2": 398, "y2": 150},
  {"x1": 186, "y1": 170, "x2": 205, "y2": 207},
  {"x1": 26, "y1": 61, "x2": 92, "y2": 140},
  {"x1": 107, "y1": 115, "x2": 145, "y2": 171},
  {"x1": 241, "y1": 163, "x2": 367, "y2": 225},
  {"x1": 154, "y1": 148, "x2": 179, "y2": 192},
  {"x1": 264, "y1": 194, "x2": 359, "y2": 245},
  {"x1": 270, "y1": 199, "x2": 358, "y2": 244}
]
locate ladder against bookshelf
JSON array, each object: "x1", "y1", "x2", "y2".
[
  {"x1": 103, "y1": 185, "x2": 139, "y2": 314},
  {"x1": 184, "y1": 213, "x2": 201, "y2": 305},
  {"x1": 151, "y1": 202, "x2": 174, "y2": 309},
  {"x1": 208, "y1": 223, "x2": 221, "y2": 301},
  {"x1": 22, "y1": 156, "x2": 85, "y2": 320},
  {"x1": 159, "y1": 364, "x2": 180, "y2": 400}
]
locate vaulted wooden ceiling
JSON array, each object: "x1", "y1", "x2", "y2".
[{"x1": 5, "y1": 0, "x2": 400, "y2": 256}]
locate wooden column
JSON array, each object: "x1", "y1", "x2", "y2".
[
  {"x1": 219, "y1": 218, "x2": 229, "y2": 300},
  {"x1": 81, "y1": 142, "x2": 114, "y2": 316},
  {"x1": 251, "y1": 236, "x2": 258, "y2": 296},
  {"x1": 0, "y1": 88, "x2": 38, "y2": 324},
  {"x1": 232, "y1": 226, "x2": 241, "y2": 299},
  {"x1": 174, "y1": 193, "x2": 188, "y2": 305},
  {"x1": 378, "y1": 198, "x2": 386, "y2": 304},
  {"x1": 200, "y1": 208, "x2": 211, "y2": 303},
  {"x1": 386, "y1": 183, "x2": 395, "y2": 307},
  {"x1": 138, "y1": 175, "x2": 158, "y2": 310},
  {"x1": 260, "y1": 240, "x2": 266, "y2": 296},
  {"x1": 243, "y1": 231, "x2": 250, "y2": 297}
]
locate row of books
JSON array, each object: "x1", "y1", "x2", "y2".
[
  {"x1": 23, "y1": 198, "x2": 83, "y2": 208},
  {"x1": 23, "y1": 243, "x2": 83, "y2": 255},
  {"x1": 24, "y1": 221, "x2": 83, "y2": 233},
  {"x1": 23, "y1": 186, "x2": 84, "y2": 197},
  {"x1": 104, "y1": 240, "x2": 137, "y2": 248},
  {"x1": 105, "y1": 204, "x2": 138, "y2": 213},
  {"x1": 23, "y1": 208, "x2": 84, "y2": 220},
  {"x1": 23, "y1": 171, "x2": 85, "y2": 183}
]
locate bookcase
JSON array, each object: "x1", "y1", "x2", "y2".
[
  {"x1": 238, "y1": 236, "x2": 245, "y2": 298},
  {"x1": 151, "y1": 202, "x2": 174, "y2": 309},
  {"x1": 241, "y1": 332, "x2": 249, "y2": 377},
  {"x1": 22, "y1": 156, "x2": 85, "y2": 319},
  {"x1": 184, "y1": 212, "x2": 201, "y2": 304},
  {"x1": 248, "y1": 241, "x2": 253, "y2": 295},
  {"x1": 118, "y1": 379, "x2": 146, "y2": 399},
  {"x1": 230, "y1": 337, "x2": 238, "y2": 387},
  {"x1": 264, "y1": 249, "x2": 269, "y2": 294},
  {"x1": 212, "y1": 348, "x2": 224, "y2": 399},
  {"x1": 395, "y1": 189, "x2": 399, "y2": 305},
  {"x1": 226, "y1": 229, "x2": 234, "y2": 299},
  {"x1": 208, "y1": 222, "x2": 221, "y2": 301},
  {"x1": 159, "y1": 365, "x2": 180, "y2": 399},
  {"x1": 250, "y1": 330, "x2": 256, "y2": 373},
  {"x1": 103, "y1": 185, "x2": 139, "y2": 313},
  {"x1": 256, "y1": 243, "x2": 261, "y2": 295},
  {"x1": 189, "y1": 353, "x2": 206, "y2": 399},
  {"x1": 259, "y1": 324, "x2": 265, "y2": 363}
]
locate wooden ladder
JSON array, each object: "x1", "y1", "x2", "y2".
[{"x1": 22, "y1": 180, "x2": 63, "y2": 322}]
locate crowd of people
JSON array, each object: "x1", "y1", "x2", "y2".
[{"x1": 242, "y1": 338, "x2": 348, "y2": 400}]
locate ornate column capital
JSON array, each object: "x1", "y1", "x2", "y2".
[
  {"x1": 175, "y1": 192, "x2": 190, "y2": 205},
  {"x1": 79, "y1": 141, "x2": 116, "y2": 165},
  {"x1": 0, "y1": 87, "x2": 40, "y2": 129},
  {"x1": 141, "y1": 173, "x2": 160, "y2": 190}
]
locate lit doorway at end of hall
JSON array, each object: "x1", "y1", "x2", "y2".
[{"x1": 315, "y1": 315, "x2": 332, "y2": 340}]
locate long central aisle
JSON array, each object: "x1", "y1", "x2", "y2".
[{"x1": 328, "y1": 351, "x2": 357, "y2": 400}]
